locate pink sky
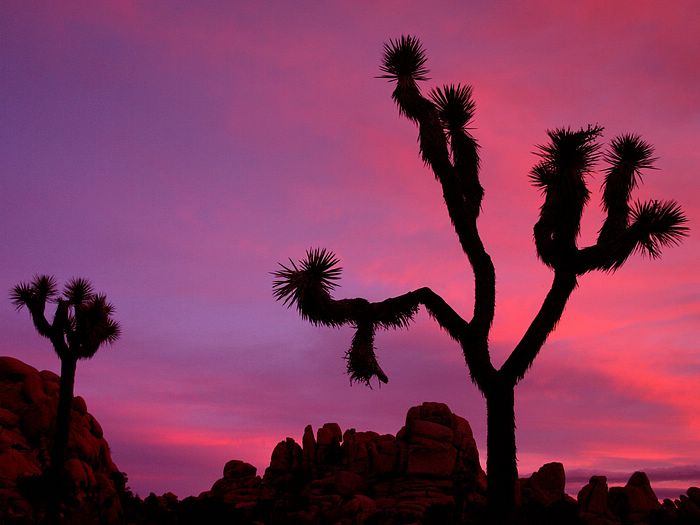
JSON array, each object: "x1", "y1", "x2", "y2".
[{"x1": 1, "y1": 1, "x2": 698, "y2": 498}]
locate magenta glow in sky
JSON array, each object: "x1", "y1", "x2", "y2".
[{"x1": 1, "y1": 1, "x2": 698, "y2": 498}]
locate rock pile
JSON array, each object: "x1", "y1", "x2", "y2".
[
  {"x1": 0, "y1": 356, "x2": 124, "y2": 524},
  {"x1": 578, "y1": 472, "x2": 700, "y2": 525},
  {"x1": 199, "y1": 401, "x2": 486, "y2": 524},
  {"x1": 194, "y1": 405, "x2": 700, "y2": 525},
  {"x1": 3, "y1": 355, "x2": 700, "y2": 524}
]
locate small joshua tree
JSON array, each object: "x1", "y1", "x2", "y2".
[
  {"x1": 273, "y1": 36, "x2": 688, "y2": 520},
  {"x1": 11, "y1": 276, "x2": 120, "y2": 506}
]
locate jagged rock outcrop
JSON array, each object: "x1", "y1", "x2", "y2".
[
  {"x1": 4, "y1": 356, "x2": 700, "y2": 525},
  {"x1": 0, "y1": 356, "x2": 124, "y2": 524},
  {"x1": 576, "y1": 472, "x2": 700, "y2": 525},
  {"x1": 202, "y1": 401, "x2": 486, "y2": 524},
  {"x1": 518, "y1": 462, "x2": 580, "y2": 523},
  {"x1": 165, "y1": 402, "x2": 700, "y2": 525}
]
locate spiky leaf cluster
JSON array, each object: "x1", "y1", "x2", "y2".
[
  {"x1": 596, "y1": 134, "x2": 657, "y2": 244},
  {"x1": 273, "y1": 248, "x2": 342, "y2": 325},
  {"x1": 531, "y1": 126, "x2": 603, "y2": 266},
  {"x1": 379, "y1": 35, "x2": 429, "y2": 82},
  {"x1": 605, "y1": 133, "x2": 656, "y2": 173},
  {"x1": 345, "y1": 322, "x2": 388, "y2": 385},
  {"x1": 10, "y1": 275, "x2": 58, "y2": 310},
  {"x1": 601, "y1": 134, "x2": 656, "y2": 210},
  {"x1": 68, "y1": 294, "x2": 121, "y2": 359},
  {"x1": 10, "y1": 276, "x2": 120, "y2": 359},
  {"x1": 64, "y1": 278, "x2": 94, "y2": 306},
  {"x1": 631, "y1": 200, "x2": 688, "y2": 258},
  {"x1": 530, "y1": 125, "x2": 603, "y2": 191},
  {"x1": 430, "y1": 84, "x2": 475, "y2": 132}
]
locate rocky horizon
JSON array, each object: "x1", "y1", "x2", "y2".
[{"x1": 1, "y1": 355, "x2": 699, "y2": 524}]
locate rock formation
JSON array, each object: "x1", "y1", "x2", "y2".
[
  {"x1": 0, "y1": 356, "x2": 125, "y2": 524},
  {"x1": 577, "y1": 473, "x2": 700, "y2": 525},
  {"x1": 2, "y1": 355, "x2": 700, "y2": 525},
  {"x1": 195, "y1": 401, "x2": 487, "y2": 524}
]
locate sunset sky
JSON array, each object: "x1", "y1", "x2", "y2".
[{"x1": 1, "y1": 1, "x2": 698, "y2": 499}]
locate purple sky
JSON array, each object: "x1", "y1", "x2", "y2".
[{"x1": 1, "y1": 1, "x2": 698, "y2": 498}]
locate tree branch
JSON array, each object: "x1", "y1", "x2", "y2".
[
  {"x1": 501, "y1": 271, "x2": 578, "y2": 384},
  {"x1": 576, "y1": 199, "x2": 687, "y2": 274},
  {"x1": 27, "y1": 303, "x2": 53, "y2": 339},
  {"x1": 273, "y1": 249, "x2": 494, "y2": 384},
  {"x1": 49, "y1": 300, "x2": 69, "y2": 357},
  {"x1": 388, "y1": 56, "x2": 496, "y2": 341},
  {"x1": 597, "y1": 134, "x2": 656, "y2": 245}
]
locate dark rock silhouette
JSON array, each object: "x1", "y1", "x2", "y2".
[
  {"x1": 0, "y1": 356, "x2": 124, "y2": 524},
  {"x1": 577, "y1": 474, "x2": 700, "y2": 525},
  {"x1": 196, "y1": 401, "x2": 486, "y2": 524},
  {"x1": 273, "y1": 35, "x2": 689, "y2": 522},
  {"x1": 2, "y1": 357, "x2": 699, "y2": 524}
]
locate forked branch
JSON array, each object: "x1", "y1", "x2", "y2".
[
  {"x1": 273, "y1": 248, "x2": 473, "y2": 385},
  {"x1": 382, "y1": 36, "x2": 495, "y2": 338}
]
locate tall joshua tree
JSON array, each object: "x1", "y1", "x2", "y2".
[
  {"x1": 273, "y1": 36, "x2": 688, "y2": 520},
  {"x1": 11, "y1": 276, "x2": 120, "y2": 499}
]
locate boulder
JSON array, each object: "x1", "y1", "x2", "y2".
[
  {"x1": 0, "y1": 448, "x2": 41, "y2": 480},
  {"x1": 267, "y1": 437, "x2": 302, "y2": 474},
  {"x1": 525, "y1": 462, "x2": 566, "y2": 507},
  {"x1": 240, "y1": 401, "x2": 485, "y2": 523},
  {"x1": 578, "y1": 476, "x2": 619, "y2": 524},
  {"x1": 341, "y1": 428, "x2": 370, "y2": 475},
  {"x1": 369, "y1": 434, "x2": 397, "y2": 475},
  {"x1": 677, "y1": 492, "x2": 700, "y2": 522},
  {"x1": 342, "y1": 494, "x2": 377, "y2": 522},
  {"x1": 625, "y1": 471, "x2": 660, "y2": 521},
  {"x1": 0, "y1": 356, "x2": 125, "y2": 524},
  {"x1": 687, "y1": 486, "x2": 700, "y2": 506},
  {"x1": 316, "y1": 422, "x2": 342, "y2": 466},
  {"x1": 223, "y1": 460, "x2": 257, "y2": 479},
  {"x1": 210, "y1": 460, "x2": 261, "y2": 507},
  {"x1": 409, "y1": 419, "x2": 454, "y2": 444},
  {"x1": 301, "y1": 424, "x2": 315, "y2": 470},
  {"x1": 316, "y1": 422, "x2": 342, "y2": 446},
  {"x1": 332, "y1": 470, "x2": 365, "y2": 496},
  {"x1": 406, "y1": 441, "x2": 457, "y2": 477}
]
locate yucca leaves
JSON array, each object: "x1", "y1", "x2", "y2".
[
  {"x1": 532, "y1": 126, "x2": 603, "y2": 267},
  {"x1": 273, "y1": 248, "x2": 343, "y2": 325},
  {"x1": 430, "y1": 84, "x2": 475, "y2": 132},
  {"x1": 345, "y1": 322, "x2": 388, "y2": 385},
  {"x1": 631, "y1": 200, "x2": 688, "y2": 258},
  {"x1": 10, "y1": 274, "x2": 58, "y2": 310},
  {"x1": 273, "y1": 250, "x2": 466, "y2": 386},
  {"x1": 10, "y1": 276, "x2": 120, "y2": 359},
  {"x1": 72, "y1": 294, "x2": 121, "y2": 358},
  {"x1": 379, "y1": 35, "x2": 429, "y2": 82},
  {"x1": 598, "y1": 134, "x2": 657, "y2": 244},
  {"x1": 64, "y1": 277, "x2": 95, "y2": 306},
  {"x1": 274, "y1": 37, "x2": 689, "y2": 405},
  {"x1": 530, "y1": 125, "x2": 602, "y2": 192},
  {"x1": 10, "y1": 275, "x2": 59, "y2": 338},
  {"x1": 602, "y1": 134, "x2": 656, "y2": 208}
]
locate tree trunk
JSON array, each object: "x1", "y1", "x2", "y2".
[
  {"x1": 52, "y1": 356, "x2": 76, "y2": 474},
  {"x1": 47, "y1": 355, "x2": 77, "y2": 523},
  {"x1": 486, "y1": 382, "x2": 517, "y2": 523}
]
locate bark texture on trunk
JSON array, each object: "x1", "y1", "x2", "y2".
[
  {"x1": 47, "y1": 356, "x2": 77, "y2": 524},
  {"x1": 52, "y1": 356, "x2": 76, "y2": 473},
  {"x1": 486, "y1": 382, "x2": 517, "y2": 524}
]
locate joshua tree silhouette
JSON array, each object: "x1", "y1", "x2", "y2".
[
  {"x1": 11, "y1": 275, "x2": 120, "y2": 519},
  {"x1": 273, "y1": 36, "x2": 688, "y2": 521}
]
